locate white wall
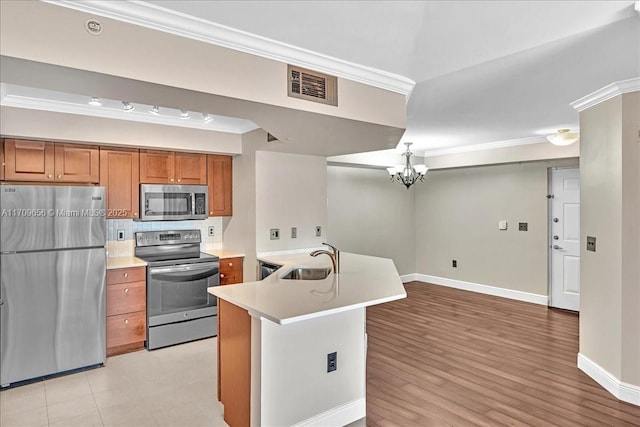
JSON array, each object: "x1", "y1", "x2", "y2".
[
  {"x1": 255, "y1": 308, "x2": 365, "y2": 426},
  {"x1": 255, "y1": 151, "x2": 327, "y2": 253},
  {"x1": 327, "y1": 165, "x2": 415, "y2": 275}
]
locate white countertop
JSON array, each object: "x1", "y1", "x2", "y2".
[
  {"x1": 208, "y1": 252, "x2": 406, "y2": 325},
  {"x1": 106, "y1": 256, "x2": 147, "y2": 270}
]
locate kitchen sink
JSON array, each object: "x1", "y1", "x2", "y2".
[{"x1": 281, "y1": 267, "x2": 331, "y2": 280}]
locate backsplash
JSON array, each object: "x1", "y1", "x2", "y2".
[{"x1": 106, "y1": 217, "x2": 224, "y2": 257}]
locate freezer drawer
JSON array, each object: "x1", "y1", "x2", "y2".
[{"x1": 0, "y1": 248, "x2": 106, "y2": 386}]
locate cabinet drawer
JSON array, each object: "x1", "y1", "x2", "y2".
[
  {"x1": 220, "y1": 257, "x2": 243, "y2": 274},
  {"x1": 106, "y1": 311, "x2": 146, "y2": 348},
  {"x1": 107, "y1": 267, "x2": 146, "y2": 285},
  {"x1": 220, "y1": 271, "x2": 242, "y2": 286},
  {"x1": 107, "y1": 281, "x2": 146, "y2": 316}
]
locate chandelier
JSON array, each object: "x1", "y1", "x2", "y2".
[{"x1": 386, "y1": 142, "x2": 428, "y2": 189}]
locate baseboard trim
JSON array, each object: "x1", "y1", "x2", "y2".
[
  {"x1": 400, "y1": 273, "x2": 418, "y2": 283},
  {"x1": 291, "y1": 398, "x2": 365, "y2": 427},
  {"x1": 577, "y1": 353, "x2": 640, "y2": 406},
  {"x1": 412, "y1": 274, "x2": 549, "y2": 305}
]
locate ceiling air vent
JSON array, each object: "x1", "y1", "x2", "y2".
[{"x1": 287, "y1": 65, "x2": 338, "y2": 106}]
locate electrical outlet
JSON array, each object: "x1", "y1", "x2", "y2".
[
  {"x1": 116, "y1": 230, "x2": 125, "y2": 241},
  {"x1": 519, "y1": 222, "x2": 528, "y2": 231},
  {"x1": 208, "y1": 226, "x2": 215, "y2": 237},
  {"x1": 291, "y1": 227, "x2": 297, "y2": 239},
  {"x1": 315, "y1": 226, "x2": 322, "y2": 237},
  {"x1": 587, "y1": 236, "x2": 596, "y2": 252},
  {"x1": 327, "y1": 352, "x2": 337, "y2": 373},
  {"x1": 270, "y1": 228, "x2": 280, "y2": 240},
  {"x1": 452, "y1": 259, "x2": 457, "y2": 268}
]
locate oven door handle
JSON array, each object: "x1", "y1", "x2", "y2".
[{"x1": 150, "y1": 264, "x2": 219, "y2": 282}]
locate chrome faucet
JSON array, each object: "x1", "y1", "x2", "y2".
[{"x1": 310, "y1": 242, "x2": 340, "y2": 274}]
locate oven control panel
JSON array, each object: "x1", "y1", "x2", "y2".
[{"x1": 135, "y1": 229, "x2": 202, "y2": 247}]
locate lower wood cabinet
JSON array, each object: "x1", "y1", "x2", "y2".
[
  {"x1": 219, "y1": 256, "x2": 243, "y2": 285},
  {"x1": 106, "y1": 266, "x2": 146, "y2": 356}
]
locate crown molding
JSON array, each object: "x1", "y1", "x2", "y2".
[
  {"x1": 423, "y1": 135, "x2": 547, "y2": 157},
  {"x1": 570, "y1": 77, "x2": 640, "y2": 112},
  {"x1": 43, "y1": 0, "x2": 416, "y2": 96}
]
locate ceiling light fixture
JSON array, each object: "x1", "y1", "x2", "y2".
[
  {"x1": 179, "y1": 110, "x2": 190, "y2": 120},
  {"x1": 88, "y1": 97, "x2": 101, "y2": 106},
  {"x1": 546, "y1": 129, "x2": 579, "y2": 146},
  {"x1": 122, "y1": 101, "x2": 134, "y2": 112},
  {"x1": 149, "y1": 105, "x2": 160, "y2": 115},
  {"x1": 386, "y1": 142, "x2": 428, "y2": 189},
  {"x1": 202, "y1": 113, "x2": 213, "y2": 123}
]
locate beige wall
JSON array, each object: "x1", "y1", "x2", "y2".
[
  {"x1": 0, "y1": 106, "x2": 242, "y2": 154},
  {"x1": 621, "y1": 92, "x2": 640, "y2": 385},
  {"x1": 414, "y1": 159, "x2": 578, "y2": 296},
  {"x1": 255, "y1": 151, "x2": 327, "y2": 253},
  {"x1": 327, "y1": 166, "x2": 415, "y2": 275},
  {"x1": 579, "y1": 91, "x2": 639, "y2": 387}
]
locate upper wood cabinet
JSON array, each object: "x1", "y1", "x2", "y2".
[
  {"x1": 140, "y1": 150, "x2": 206, "y2": 184},
  {"x1": 100, "y1": 148, "x2": 140, "y2": 219},
  {"x1": 54, "y1": 143, "x2": 100, "y2": 183},
  {"x1": 207, "y1": 155, "x2": 233, "y2": 217},
  {"x1": 3, "y1": 139, "x2": 99, "y2": 183}
]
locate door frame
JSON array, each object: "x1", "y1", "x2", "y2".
[{"x1": 547, "y1": 166, "x2": 580, "y2": 310}]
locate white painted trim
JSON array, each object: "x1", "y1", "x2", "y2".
[
  {"x1": 401, "y1": 273, "x2": 418, "y2": 283},
  {"x1": 577, "y1": 353, "x2": 640, "y2": 406},
  {"x1": 414, "y1": 274, "x2": 549, "y2": 305},
  {"x1": 44, "y1": 0, "x2": 415, "y2": 96},
  {"x1": 570, "y1": 77, "x2": 640, "y2": 112},
  {"x1": 423, "y1": 136, "x2": 548, "y2": 158},
  {"x1": 291, "y1": 398, "x2": 366, "y2": 427}
]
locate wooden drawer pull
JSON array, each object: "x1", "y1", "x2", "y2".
[
  {"x1": 124, "y1": 319, "x2": 129, "y2": 324},
  {"x1": 228, "y1": 262, "x2": 233, "y2": 267},
  {"x1": 124, "y1": 273, "x2": 128, "y2": 278},
  {"x1": 124, "y1": 288, "x2": 129, "y2": 293}
]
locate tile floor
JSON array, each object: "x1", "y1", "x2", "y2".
[{"x1": 0, "y1": 338, "x2": 228, "y2": 427}]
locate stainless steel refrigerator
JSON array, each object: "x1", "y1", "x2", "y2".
[{"x1": 0, "y1": 185, "x2": 106, "y2": 387}]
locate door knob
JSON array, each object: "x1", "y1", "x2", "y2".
[
  {"x1": 553, "y1": 218, "x2": 559, "y2": 223},
  {"x1": 553, "y1": 245, "x2": 563, "y2": 250}
]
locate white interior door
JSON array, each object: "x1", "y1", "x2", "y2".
[{"x1": 549, "y1": 167, "x2": 580, "y2": 311}]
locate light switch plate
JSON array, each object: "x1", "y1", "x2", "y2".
[
  {"x1": 270, "y1": 228, "x2": 280, "y2": 240},
  {"x1": 291, "y1": 227, "x2": 297, "y2": 239}
]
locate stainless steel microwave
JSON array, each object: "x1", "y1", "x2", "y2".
[{"x1": 140, "y1": 184, "x2": 208, "y2": 221}]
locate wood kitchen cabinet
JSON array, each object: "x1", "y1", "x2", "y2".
[
  {"x1": 140, "y1": 149, "x2": 206, "y2": 184},
  {"x1": 106, "y1": 266, "x2": 147, "y2": 356},
  {"x1": 219, "y1": 256, "x2": 243, "y2": 285},
  {"x1": 207, "y1": 155, "x2": 233, "y2": 216},
  {"x1": 1, "y1": 139, "x2": 5, "y2": 180},
  {"x1": 3, "y1": 139, "x2": 99, "y2": 183},
  {"x1": 99, "y1": 148, "x2": 140, "y2": 219}
]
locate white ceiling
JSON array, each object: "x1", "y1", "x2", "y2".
[{"x1": 144, "y1": 0, "x2": 640, "y2": 152}]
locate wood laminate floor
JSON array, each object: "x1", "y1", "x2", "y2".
[{"x1": 366, "y1": 282, "x2": 640, "y2": 427}]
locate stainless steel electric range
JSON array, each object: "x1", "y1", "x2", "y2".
[{"x1": 134, "y1": 230, "x2": 219, "y2": 350}]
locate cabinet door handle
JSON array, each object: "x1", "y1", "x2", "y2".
[
  {"x1": 47, "y1": 174, "x2": 53, "y2": 179},
  {"x1": 228, "y1": 263, "x2": 233, "y2": 267},
  {"x1": 124, "y1": 288, "x2": 129, "y2": 293},
  {"x1": 169, "y1": 178, "x2": 174, "y2": 182},
  {"x1": 177, "y1": 179, "x2": 181, "y2": 183},
  {"x1": 209, "y1": 211, "x2": 213, "y2": 215},
  {"x1": 124, "y1": 319, "x2": 129, "y2": 324},
  {"x1": 57, "y1": 174, "x2": 62, "y2": 179},
  {"x1": 133, "y1": 212, "x2": 138, "y2": 217},
  {"x1": 220, "y1": 274, "x2": 225, "y2": 279}
]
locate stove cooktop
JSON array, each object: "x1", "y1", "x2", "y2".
[{"x1": 136, "y1": 251, "x2": 219, "y2": 266}]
